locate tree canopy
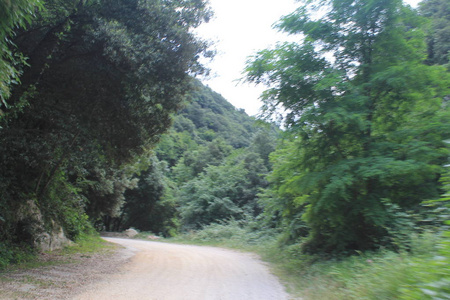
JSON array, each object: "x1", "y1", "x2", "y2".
[
  {"x1": 0, "y1": 0, "x2": 211, "y2": 246},
  {"x1": 246, "y1": 0, "x2": 450, "y2": 252}
]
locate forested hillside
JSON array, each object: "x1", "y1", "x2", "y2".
[{"x1": 114, "y1": 80, "x2": 279, "y2": 235}]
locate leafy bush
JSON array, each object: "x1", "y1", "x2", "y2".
[
  {"x1": 0, "y1": 242, "x2": 35, "y2": 270},
  {"x1": 63, "y1": 211, "x2": 94, "y2": 241},
  {"x1": 173, "y1": 217, "x2": 278, "y2": 248},
  {"x1": 186, "y1": 220, "x2": 248, "y2": 243}
]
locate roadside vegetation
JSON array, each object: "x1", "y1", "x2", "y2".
[{"x1": 0, "y1": 232, "x2": 112, "y2": 272}]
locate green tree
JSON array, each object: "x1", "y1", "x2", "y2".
[
  {"x1": 246, "y1": 0, "x2": 450, "y2": 253},
  {"x1": 180, "y1": 80, "x2": 257, "y2": 148},
  {"x1": 179, "y1": 163, "x2": 246, "y2": 229},
  {"x1": 249, "y1": 128, "x2": 279, "y2": 168},
  {"x1": 0, "y1": 0, "x2": 42, "y2": 108},
  {"x1": 121, "y1": 156, "x2": 178, "y2": 236},
  {"x1": 0, "y1": 0, "x2": 211, "y2": 246},
  {"x1": 174, "y1": 138, "x2": 232, "y2": 179},
  {"x1": 419, "y1": 0, "x2": 450, "y2": 66},
  {"x1": 179, "y1": 150, "x2": 268, "y2": 229},
  {"x1": 258, "y1": 138, "x2": 310, "y2": 240},
  {"x1": 156, "y1": 130, "x2": 198, "y2": 168}
]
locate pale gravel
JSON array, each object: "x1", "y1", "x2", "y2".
[{"x1": 0, "y1": 237, "x2": 291, "y2": 300}]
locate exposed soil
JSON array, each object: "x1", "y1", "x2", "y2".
[{"x1": 1, "y1": 237, "x2": 290, "y2": 300}]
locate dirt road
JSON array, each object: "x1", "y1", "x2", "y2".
[{"x1": 74, "y1": 237, "x2": 289, "y2": 300}]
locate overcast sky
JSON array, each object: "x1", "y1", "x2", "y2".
[{"x1": 195, "y1": 0, "x2": 421, "y2": 116}]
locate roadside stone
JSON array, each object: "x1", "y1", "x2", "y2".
[
  {"x1": 124, "y1": 228, "x2": 138, "y2": 237},
  {"x1": 17, "y1": 200, "x2": 72, "y2": 252}
]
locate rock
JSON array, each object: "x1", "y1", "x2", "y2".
[
  {"x1": 35, "y1": 221, "x2": 73, "y2": 252},
  {"x1": 124, "y1": 228, "x2": 138, "y2": 237},
  {"x1": 17, "y1": 200, "x2": 72, "y2": 252}
]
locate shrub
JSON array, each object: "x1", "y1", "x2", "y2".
[{"x1": 0, "y1": 241, "x2": 35, "y2": 270}]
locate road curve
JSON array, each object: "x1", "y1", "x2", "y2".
[{"x1": 73, "y1": 237, "x2": 289, "y2": 300}]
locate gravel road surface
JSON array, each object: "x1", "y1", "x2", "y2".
[{"x1": 74, "y1": 237, "x2": 289, "y2": 300}]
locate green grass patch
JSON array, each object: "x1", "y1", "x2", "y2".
[
  {"x1": 269, "y1": 232, "x2": 441, "y2": 300},
  {"x1": 282, "y1": 250, "x2": 415, "y2": 299},
  {"x1": 61, "y1": 233, "x2": 116, "y2": 255}
]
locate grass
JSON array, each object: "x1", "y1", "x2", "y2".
[
  {"x1": 283, "y1": 251, "x2": 415, "y2": 299},
  {"x1": 60, "y1": 233, "x2": 116, "y2": 255}
]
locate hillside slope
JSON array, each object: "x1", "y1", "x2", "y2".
[{"x1": 113, "y1": 80, "x2": 279, "y2": 234}]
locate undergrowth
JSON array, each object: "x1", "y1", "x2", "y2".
[
  {"x1": 170, "y1": 219, "x2": 277, "y2": 248},
  {"x1": 0, "y1": 241, "x2": 36, "y2": 270},
  {"x1": 61, "y1": 233, "x2": 115, "y2": 255}
]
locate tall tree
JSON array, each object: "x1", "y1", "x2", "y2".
[
  {"x1": 0, "y1": 0, "x2": 211, "y2": 245},
  {"x1": 247, "y1": 0, "x2": 450, "y2": 253}
]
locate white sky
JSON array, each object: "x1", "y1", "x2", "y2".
[{"x1": 195, "y1": 0, "x2": 422, "y2": 116}]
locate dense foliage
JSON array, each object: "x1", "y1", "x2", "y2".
[
  {"x1": 116, "y1": 81, "x2": 278, "y2": 234},
  {"x1": 419, "y1": 0, "x2": 450, "y2": 66},
  {"x1": 246, "y1": 0, "x2": 450, "y2": 253},
  {"x1": 0, "y1": 0, "x2": 42, "y2": 107},
  {"x1": 0, "y1": 0, "x2": 211, "y2": 252}
]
